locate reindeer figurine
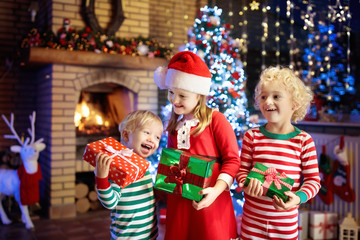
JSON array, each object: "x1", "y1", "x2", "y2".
[{"x1": 0, "y1": 111, "x2": 46, "y2": 229}]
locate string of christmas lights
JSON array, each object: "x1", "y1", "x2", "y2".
[
  {"x1": 328, "y1": 0, "x2": 352, "y2": 92},
  {"x1": 238, "y1": 0, "x2": 248, "y2": 69},
  {"x1": 287, "y1": 0, "x2": 295, "y2": 70},
  {"x1": 304, "y1": 1, "x2": 315, "y2": 84},
  {"x1": 261, "y1": 4, "x2": 268, "y2": 70},
  {"x1": 165, "y1": 7, "x2": 174, "y2": 49},
  {"x1": 275, "y1": 0, "x2": 280, "y2": 66}
]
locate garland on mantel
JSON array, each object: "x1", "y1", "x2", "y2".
[{"x1": 21, "y1": 26, "x2": 173, "y2": 59}]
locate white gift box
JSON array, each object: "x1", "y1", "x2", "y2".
[
  {"x1": 298, "y1": 210, "x2": 309, "y2": 240},
  {"x1": 309, "y1": 211, "x2": 338, "y2": 240}
]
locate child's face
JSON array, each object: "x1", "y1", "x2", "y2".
[
  {"x1": 258, "y1": 81, "x2": 295, "y2": 125},
  {"x1": 125, "y1": 121, "x2": 163, "y2": 158},
  {"x1": 168, "y1": 88, "x2": 200, "y2": 118}
]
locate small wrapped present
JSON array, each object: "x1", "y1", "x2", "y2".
[
  {"x1": 309, "y1": 211, "x2": 338, "y2": 240},
  {"x1": 154, "y1": 148, "x2": 215, "y2": 202},
  {"x1": 83, "y1": 137, "x2": 149, "y2": 188},
  {"x1": 298, "y1": 210, "x2": 309, "y2": 240},
  {"x1": 243, "y1": 162, "x2": 294, "y2": 202}
]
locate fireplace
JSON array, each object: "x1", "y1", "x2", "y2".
[
  {"x1": 74, "y1": 84, "x2": 134, "y2": 160},
  {"x1": 30, "y1": 48, "x2": 167, "y2": 218}
]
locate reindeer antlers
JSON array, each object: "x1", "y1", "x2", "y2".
[
  {"x1": 1, "y1": 111, "x2": 41, "y2": 146},
  {"x1": 1, "y1": 112, "x2": 23, "y2": 145},
  {"x1": 27, "y1": 111, "x2": 36, "y2": 145}
]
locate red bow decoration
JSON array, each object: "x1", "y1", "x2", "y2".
[
  {"x1": 164, "y1": 164, "x2": 188, "y2": 194},
  {"x1": 251, "y1": 167, "x2": 292, "y2": 195},
  {"x1": 157, "y1": 151, "x2": 213, "y2": 196}
]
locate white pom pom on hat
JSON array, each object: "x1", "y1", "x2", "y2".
[
  {"x1": 154, "y1": 66, "x2": 168, "y2": 89},
  {"x1": 153, "y1": 51, "x2": 212, "y2": 96}
]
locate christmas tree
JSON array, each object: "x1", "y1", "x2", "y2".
[
  {"x1": 185, "y1": 6, "x2": 251, "y2": 144},
  {"x1": 302, "y1": 21, "x2": 358, "y2": 121}
]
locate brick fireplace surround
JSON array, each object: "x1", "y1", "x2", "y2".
[{"x1": 33, "y1": 48, "x2": 166, "y2": 219}]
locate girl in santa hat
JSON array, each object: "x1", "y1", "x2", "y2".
[{"x1": 154, "y1": 51, "x2": 240, "y2": 240}]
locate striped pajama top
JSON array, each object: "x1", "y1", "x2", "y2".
[
  {"x1": 96, "y1": 170, "x2": 158, "y2": 240},
  {"x1": 236, "y1": 126, "x2": 321, "y2": 221}
]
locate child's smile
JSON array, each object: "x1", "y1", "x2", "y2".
[{"x1": 141, "y1": 143, "x2": 152, "y2": 149}]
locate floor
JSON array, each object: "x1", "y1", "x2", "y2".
[{"x1": 0, "y1": 209, "x2": 165, "y2": 240}]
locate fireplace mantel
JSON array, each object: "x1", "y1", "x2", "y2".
[{"x1": 27, "y1": 47, "x2": 169, "y2": 70}]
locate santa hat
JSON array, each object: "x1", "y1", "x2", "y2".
[{"x1": 154, "y1": 51, "x2": 212, "y2": 96}]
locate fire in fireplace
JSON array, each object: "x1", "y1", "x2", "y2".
[
  {"x1": 74, "y1": 91, "x2": 116, "y2": 136},
  {"x1": 75, "y1": 83, "x2": 134, "y2": 159}
]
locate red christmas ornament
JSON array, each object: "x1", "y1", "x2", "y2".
[
  {"x1": 228, "y1": 89, "x2": 240, "y2": 99},
  {"x1": 59, "y1": 38, "x2": 66, "y2": 46},
  {"x1": 232, "y1": 72, "x2": 240, "y2": 80},
  {"x1": 47, "y1": 42, "x2": 54, "y2": 48},
  {"x1": 125, "y1": 46, "x2": 132, "y2": 54}
]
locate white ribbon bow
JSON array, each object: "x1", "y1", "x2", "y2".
[{"x1": 100, "y1": 140, "x2": 140, "y2": 181}]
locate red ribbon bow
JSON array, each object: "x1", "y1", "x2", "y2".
[
  {"x1": 163, "y1": 152, "x2": 192, "y2": 195},
  {"x1": 164, "y1": 164, "x2": 188, "y2": 194},
  {"x1": 157, "y1": 151, "x2": 213, "y2": 197},
  {"x1": 252, "y1": 167, "x2": 292, "y2": 195},
  {"x1": 318, "y1": 222, "x2": 335, "y2": 234}
]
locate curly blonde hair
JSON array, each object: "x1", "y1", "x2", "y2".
[
  {"x1": 118, "y1": 110, "x2": 163, "y2": 143},
  {"x1": 254, "y1": 66, "x2": 313, "y2": 123}
]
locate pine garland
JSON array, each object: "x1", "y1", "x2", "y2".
[{"x1": 21, "y1": 27, "x2": 172, "y2": 59}]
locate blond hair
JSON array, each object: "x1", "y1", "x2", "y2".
[
  {"x1": 118, "y1": 110, "x2": 163, "y2": 143},
  {"x1": 166, "y1": 95, "x2": 213, "y2": 136},
  {"x1": 254, "y1": 66, "x2": 313, "y2": 123}
]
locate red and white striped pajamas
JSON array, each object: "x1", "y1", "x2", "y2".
[{"x1": 236, "y1": 126, "x2": 321, "y2": 240}]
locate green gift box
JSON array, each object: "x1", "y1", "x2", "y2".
[
  {"x1": 243, "y1": 162, "x2": 295, "y2": 202},
  {"x1": 154, "y1": 148, "x2": 215, "y2": 202}
]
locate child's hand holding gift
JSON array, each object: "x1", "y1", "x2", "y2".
[
  {"x1": 240, "y1": 178, "x2": 264, "y2": 198},
  {"x1": 273, "y1": 191, "x2": 300, "y2": 211},
  {"x1": 192, "y1": 179, "x2": 227, "y2": 210},
  {"x1": 94, "y1": 153, "x2": 114, "y2": 178}
]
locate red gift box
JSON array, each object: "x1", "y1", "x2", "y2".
[{"x1": 83, "y1": 137, "x2": 149, "y2": 188}]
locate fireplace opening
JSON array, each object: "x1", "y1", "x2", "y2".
[
  {"x1": 75, "y1": 83, "x2": 135, "y2": 161},
  {"x1": 75, "y1": 91, "x2": 117, "y2": 136}
]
